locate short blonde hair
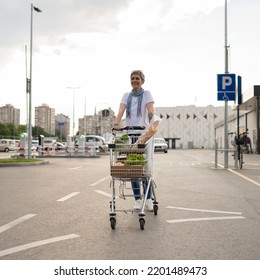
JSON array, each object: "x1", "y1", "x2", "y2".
[{"x1": 130, "y1": 70, "x2": 145, "y2": 81}]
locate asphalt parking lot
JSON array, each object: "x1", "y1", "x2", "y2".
[{"x1": 0, "y1": 149, "x2": 260, "y2": 260}]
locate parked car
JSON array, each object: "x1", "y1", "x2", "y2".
[
  {"x1": 0, "y1": 139, "x2": 16, "y2": 152},
  {"x1": 154, "y1": 138, "x2": 168, "y2": 153},
  {"x1": 85, "y1": 135, "x2": 108, "y2": 152},
  {"x1": 42, "y1": 139, "x2": 57, "y2": 151},
  {"x1": 31, "y1": 140, "x2": 39, "y2": 150},
  {"x1": 14, "y1": 140, "x2": 20, "y2": 148},
  {"x1": 56, "y1": 142, "x2": 66, "y2": 151}
]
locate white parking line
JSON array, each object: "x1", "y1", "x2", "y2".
[
  {"x1": 228, "y1": 168, "x2": 260, "y2": 187},
  {"x1": 166, "y1": 216, "x2": 245, "y2": 224},
  {"x1": 95, "y1": 190, "x2": 118, "y2": 198},
  {"x1": 57, "y1": 192, "x2": 80, "y2": 202},
  {"x1": 214, "y1": 162, "x2": 260, "y2": 187},
  {"x1": 89, "y1": 176, "x2": 110, "y2": 187},
  {"x1": 0, "y1": 234, "x2": 80, "y2": 257},
  {"x1": 0, "y1": 214, "x2": 36, "y2": 234},
  {"x1": 166, "y1": 206, "x2": 242, "y2": 215},
  {"x1": 69, "y1": 166, "x2": 82, "y2": 170}
]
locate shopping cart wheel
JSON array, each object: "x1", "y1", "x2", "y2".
[
  {"x1": 153, "y1": 204, "x2": 158, "y2": 216},
  {"x1": 110, "y1": 218, "x2": 116, "y2": 230},
  {"x1": 139, "y1": 218, "x2": 145, "y2": 230}
]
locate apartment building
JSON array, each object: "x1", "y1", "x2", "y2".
[
  {"x1": 78, "y1": 108, "x2": 115, "y2": 136},
  {"x1": 0, "y1": 104, "x2": 20, "y2": 126},
  {"x1": 35, "y1": 103, "x2": 55, "y2": 136}
]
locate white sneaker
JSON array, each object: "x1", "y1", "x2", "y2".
[
  {"x1": 133, "y1": 199, "x2": 142, "y2": 210},
  {"x1": 145, "y1": 199, "x2": 153, "y2": 211}
]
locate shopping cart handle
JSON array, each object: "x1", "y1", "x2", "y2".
[
  {"x1": 108, "y1": 143, "x2": 116, "y2": 149},
  {"x1": 112, "y1": 126, "x2": 145, "y2": 131},
  {"x1": 112, "y1": 127, "x2": 125, "y2": 132}
]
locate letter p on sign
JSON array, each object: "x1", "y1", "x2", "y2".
[
  {"x1": 217, "y1": 73, "x2": 236, "y2": 92},
  {"x1": 222, "y1": 76, "x2": 232, "y2": 90}
]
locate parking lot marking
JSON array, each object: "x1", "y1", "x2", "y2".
[
  {"x1": 215, "y1": 163, "x2": 260, "y2": 187},
  {"x1": 69, "y1": 166, "x2": 82, "y2": 170},
  {"x1": 228, "y1": 168, "x2": 260, "y2": 187},
  {"x1": 166, "y1": 206, "x2": 242, "y2": 215},
  {"x1": 57, "y1": 192, "x2": 80, "y2": 202},
  {"x1": 95, "y1": 190, "x2": 118, "y2": 198},
  {"x1": 166, "y1": 216, "x2": 245, "y2": 224},
  {"x1": 89, "y1": 176, "x2": 110, "y2": 187},
  {"x1": 0, "y1": 214, "x2": 36, "y2": 234},
  {"x1": 0, "y1": 234, "x2": 80, "y2": 257}
]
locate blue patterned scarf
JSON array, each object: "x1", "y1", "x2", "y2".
[{"x1": 126, "y1": 88, "x2": 144, "y2": 119}]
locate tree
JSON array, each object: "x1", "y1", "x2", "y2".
[
  {"x1": 16, "y1": 125, "x2": 27, "y2": 136},
  {"x1": 0, "y1": 123, "x2": 10, "y2": 137},
  {"x1": 32, "y1": 126, "x2": 49, "y2": 138},
  {"x1": 0, "y1": 123, "x2": 50, "y2": 139}
]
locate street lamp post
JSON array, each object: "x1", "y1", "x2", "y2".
[
  {"x1": 67, "y1": 87, "x2": 80, "y2": 137},
  {"x1": 28, "y1": 3, "x2": 42, "y2": 159}
]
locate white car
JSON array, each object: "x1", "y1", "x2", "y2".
[
  {"x1": 0, "y1": 139, "x2": 16, "y2": 152},
  {"x1": 154, "y1": 138, "x2": 168, "y2": 153},
  {"x1": 56, "y1": 142, "x2": 66, "y2": 150},
  {"x1": 85, "y1": 135, "x2": 108, "y2": 152}
]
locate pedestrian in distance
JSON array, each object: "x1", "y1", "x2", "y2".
[{"x1": 113, "y1": 70, "x2": 155, "y2": 211}]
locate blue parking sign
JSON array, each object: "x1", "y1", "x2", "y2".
[{"x1": 217, "y1": 73, "x2": 236, "y2": 101}]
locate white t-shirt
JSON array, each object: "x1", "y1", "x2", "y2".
[{"x1": 121, "y1": 90, "x2": 154, "y2": 127}]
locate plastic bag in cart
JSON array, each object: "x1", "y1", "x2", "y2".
[
  {"x1": 113, "y1": 132, "x2": 131, "y2": 151},
  {"x1": 135, "y1": 115, "x2": 162, "y2": 144}
]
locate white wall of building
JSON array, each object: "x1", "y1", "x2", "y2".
[
  {"x1": 215, "y1": 108, "x2": 257, "y2": 152},
  {"x1": 155, "y1": 105, "x2": 231, "y2": 149}
]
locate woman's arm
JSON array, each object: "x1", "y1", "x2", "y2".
[
  {"x1": 114, "y1": 103, "x2": 126, "y2": 126},
  {"x1": 146, "y1": 102, "x2": 154, "y2": 122}
]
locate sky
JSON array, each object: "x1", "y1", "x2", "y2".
[{"x1": 0, "y1": 0, "x2": 260, "y2": 131}]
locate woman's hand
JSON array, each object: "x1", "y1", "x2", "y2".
[{"x1": 113, "y1": 123, "x2": 121, "y2": 130}]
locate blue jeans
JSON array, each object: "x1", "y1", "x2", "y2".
[{"x1": 132, "y1": 180, "x2": 151, "y2": 200}]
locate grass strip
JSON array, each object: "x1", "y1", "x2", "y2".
[{"x1": 0, "y1": 158, "x2": 42, "y2": 164}]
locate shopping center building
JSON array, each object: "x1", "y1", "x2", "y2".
[{"x1": 215, "y1": 85, "x2": 260, "y2": 154}]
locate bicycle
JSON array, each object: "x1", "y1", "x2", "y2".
[{"x1": 229, "y1": 131, "x2": 247, "y2": 169}]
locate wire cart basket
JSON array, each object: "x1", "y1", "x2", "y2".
[{"x1": 108, "y1": 129, "x2": 158, "y2": 230}]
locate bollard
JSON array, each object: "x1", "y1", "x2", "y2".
[
  {"x1": 51, "y1": 145, "x2": 55, "y2": 156},
  {"x1": 18, "y1": 148, "x2": 26, "y2": 158},
  {"x1": 68, "y1": 144, "x2": 74, "y2": 156},
  {"x1": 234, "y1": 145, "x2": 238, "y2": 169},
  {"x1": 90, "y1": 146, "x2": 96, "y2": 156},
  {"x1": 215, "y1": 139, "x2": 218, "y2": 168},
  {"x1": 32, "y1": 146, "x2": 36, "y2": 158}
]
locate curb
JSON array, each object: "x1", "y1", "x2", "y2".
[
  {"x1": 36, "y1": 155, "x2": 101, "y2": 158},
  {"x1": 0, "y1": 160, "x2": 49, "y2": 167}
]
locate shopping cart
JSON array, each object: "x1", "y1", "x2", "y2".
[{"x1": 108, "y1": 128, "x2": 158, "y2": 230}]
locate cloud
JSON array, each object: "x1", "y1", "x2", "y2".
[
  {"x1": 0, "y1": 0, "x2": 133, "y2": 65},
  {"x1": 1, "y1": 0, "x2": 260, "y2": 128}
]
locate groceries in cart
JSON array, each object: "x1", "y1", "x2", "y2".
[
  {"x1": 111, "y1": 149, "x2": 147, "y2": 178},
  {"x1": 135, "y1": 118, "x2": 160, "y2": 144},
  {"x1": 113, "y1": 133, "x2": 131, "y2": 152}
]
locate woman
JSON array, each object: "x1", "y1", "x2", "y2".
[{"x1": 114, "y1": 70, "x2": 154, "y2": 211}]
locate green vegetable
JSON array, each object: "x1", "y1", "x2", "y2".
[
  {"x1": 120, "y1": 134, "x2": 130, "y2": 141},
  {"x1": 126, "y1": 154, "x2": 146, "y2": 165},
  {"x1": 114, "y1": 134, "x2": 130, "y2": 144}
]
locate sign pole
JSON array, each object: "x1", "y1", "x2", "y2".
[{"x1": 224, "y1": 0, "x2": 229, "y2": 168}]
